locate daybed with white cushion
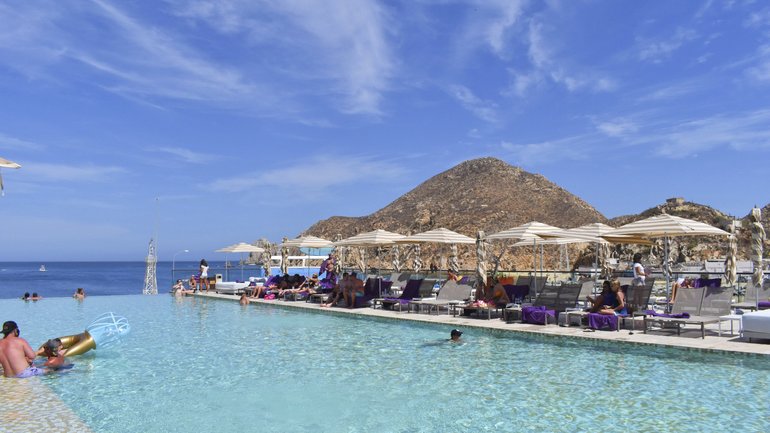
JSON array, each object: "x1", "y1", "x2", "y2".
[
  {"x1": 215, "y1": 281, "x2": 250, "y2": 295},
  {"x1": 742, "y1": 309, "x2": 770, "y2": 342}
]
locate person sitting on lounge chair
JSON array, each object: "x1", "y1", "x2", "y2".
[
  {"x1": 471, "y1": 279, "x2": 509, "y2": 307},
  {"x1": 321, "y1": 273, "x2": 348, "y2": 307},
  {"x1": 343, "y1": 272, "x2": 365, "y2": 308},
  {"x1": 670, "y1": 277, "x2": 693, "y2": 304},
  {"x1": 586, "y1": 280, "x2": 612, "y2": 312},
  {"x1": 590, "y1": 280, "x2": 626, "y2": 315}
]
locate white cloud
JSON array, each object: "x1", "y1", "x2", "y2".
[
  {"x1": 448, "y1": 85, "x2": 498, "y2": 123},
  {"x1": 637, "y1": 27, "x2": 698, "y2": 63},
  {"x1": 500, "y1": 134, "x2": 591, "y2": 165},
  {"x1": 168, "y1": 0, "x2": 396, "y2": 115},
  {"x1": 208, "y1": 155, "x2": 406, "y2": 195},
  {"x1": 0, "y1": 132, "x2": 45, "y2": 151},
  {"x1": 746, "y1": 44, "x2": 770, "y2": 82},
  {"x1": 595, "y1": 119, "x2": 639, "y2": 138},
  {"x1": 152, "y1": 147, "x2": 216, "y2": 164},
  {"x1": 21, "y1": 162, "x2": 127, "y2": 182}
]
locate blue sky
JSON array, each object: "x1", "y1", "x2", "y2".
[{"x1": 1, "y1": 0, "x2": 769, "y2": 261}]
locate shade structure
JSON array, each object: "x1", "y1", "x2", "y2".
[
  {"x1": 0, "y1": 156, "x2": 21, "y2": 196},
  {"x1": 280, "y1": 235, "x2": 334, "y2": 248},
  {"x1": 549, "y1": 223, "x2": 654, "y2": 246},
  {"x1": 396, "y1": 228, "x2": 475, "y2": 244},
  {"x1": 334, "y1": 229, "x2": 406, "y2": 247},
  {"x1": 724, "y1": 221, "x2": 738, "y2": 287},
  {"x1": 449, "y1": 243, "x2": 460, "y2": 274},
  {"x1": 605, "y1": 214, "x2": 730, "y2": 305},
  {"x1": 412, "y1": 244, "x2": 422, "y2": 274},
  {"x1": 215, "y1": 242, "x2": 264, "y2": 280}
]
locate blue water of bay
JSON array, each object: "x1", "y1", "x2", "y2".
[{"x1": 0, "y1": 261, "x2": 272, "y2": 299}]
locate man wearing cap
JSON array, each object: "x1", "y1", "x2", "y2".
[
  {"x1": 0, "y1": 321, "x2": 40, "y2": 378},
  {"x1": 450, "y1": 329, "x2": 463, "y2": 343}
]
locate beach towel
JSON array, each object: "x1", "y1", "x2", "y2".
[
  {"x1": 588, "y1": 313, "x2": 617, "y2": 330},
  {"x1": 644, "y1": 310, "x2": 690, "y2": 318},
  {"x1": 522, "y1": 306, "x2": 555, "y2": 325}
]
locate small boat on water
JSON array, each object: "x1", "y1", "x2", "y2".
[{"x1": 39, "y1": 265, "x2": 47, "y2": 272}]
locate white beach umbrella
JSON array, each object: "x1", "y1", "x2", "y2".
[
  {"x1": 487, "y1": 222, "x2": 562, "y2": 297},
  {"x1": 396, "y1": 227, "x2": 475, "y2": 244},
  {"x1": 750, "y1": 207, "x2": 765, "y2": 302},
  {"x1": 216, "y1": 242, "x2": 264, "y2": 280},
  {"x1": 281, "y1": 235, "x2": 334, "y2": 248},
  {"x1": 334, "y1": 229, "x2": 406, "y2": 247},
  {"x1": 605, "y1": 213, "x2": 730, "y2": 303},
  {"x1": 0, "y1": 156, "x2": 21, "y2": 196}
]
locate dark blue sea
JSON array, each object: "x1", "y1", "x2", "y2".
[{"x1": 0, "y1": 261, "x2": 268, "y2": 299}]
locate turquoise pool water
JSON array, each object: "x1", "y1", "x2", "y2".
[{"x1": 1, "y1": 296, "x2": 769, "y2": 432}]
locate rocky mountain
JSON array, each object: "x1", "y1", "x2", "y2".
[{"x1": 303, "y1": 157, "x2": 606, "y2": 269}]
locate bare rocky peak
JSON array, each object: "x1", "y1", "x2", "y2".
[{"x1": 305, "y1": 157, "x2": 605, "y2": 240}]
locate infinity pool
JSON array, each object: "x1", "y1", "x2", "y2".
[{"x1": 1, "y1": 296, "x2": 769, "y2": 432}]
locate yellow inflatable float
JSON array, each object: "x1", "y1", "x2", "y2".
[{"x1": 42, "y1": 312, "x2": 130, "y2": 357}]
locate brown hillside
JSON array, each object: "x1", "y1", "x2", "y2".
[{"x1": 303, "y1": 157, "x2": 606, "y2": 270}]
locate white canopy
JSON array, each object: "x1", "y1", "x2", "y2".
[
  {"x1": 396, "y1": 228, "x2": 475, "y2": 244},
  {"x1": 486, "y1": 221, "x2": 562, "y2": 241},
  {"x1": 280, "y1": 235, "x2": 334, "y2": 248},
  {"x1": 334, "y1": 229, "x2": 406, "y2": 247},
  {"x1": 604, "y1": 214, "x2": 730, "y2": 238}
]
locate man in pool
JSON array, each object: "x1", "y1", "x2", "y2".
[
  {"x1": 449, "y1": 329, "x2": 463, "y2": 343},
  {"x1": 0, "y1": 321, "x2": 41, "y2": 378}
]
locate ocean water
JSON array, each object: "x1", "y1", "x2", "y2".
[
  {"x1": 1, "y1": 295, "x2": 769, "y2": 432},
  {"x1": 0, "y1": 262, "x2": 284, "y2": 300}
]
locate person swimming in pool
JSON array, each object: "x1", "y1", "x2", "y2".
[
  {"x1": 40, "y1": 338, "x2": 68, "y2": 370},
  {"x1": 449, "y1": 329, "x2": 463, "y2": 343},
  {"x1": 0, "y1": 321, "x2": 42, "y2": 378}
]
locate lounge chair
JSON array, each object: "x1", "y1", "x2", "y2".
[
  {"x1": 215, "y1": 281, "x2": 250, "y2": 295},
  {"x1": 460, "y1": 284, "x2": 522, "y2": 320},
  {"x1": 352, "y1": 278, "x2": 391, "y2": 308},
  {"x1": 408, "y1": 280, "x2": 474, "y2": 315},
  {"x1": 505, "y1": 284, "x2": 560, "y2": 324},
  {"x1": 372, "y1": 279, "x2": 422, "y2": 311},
  {"x1": 643, "y1": 286, "x2": 733, "y2": 338},
  {"x1": 732, "y1": 281, "x2": 770, "y2": 311}
]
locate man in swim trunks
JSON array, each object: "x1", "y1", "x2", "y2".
[
  {"x1": 343, "y1": 272, "x2": 365, "y2": 308},
  {"x1": 0, "y1": 321, "x2": 41, "y2": 378}
]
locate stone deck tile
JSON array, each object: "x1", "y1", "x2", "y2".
[
  {"x1": 197, "y1": 292, "x2": 770, "y2": 357},
  {"x1": 1, "y1": 377, "x2": 92, "y2": 433}
]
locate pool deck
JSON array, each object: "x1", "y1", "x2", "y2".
[
  {"x1": 1, "y1": 377, "x2": 93, "y2": 433},
  {"x1": 197, "y1": 292, "x2": 770, "y2": 357}
]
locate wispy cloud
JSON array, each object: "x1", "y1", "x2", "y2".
[
  {"x1": 637, "y1": 27, "x2": 698, "y2": 63},
  {"x1": 151, "y1": 147, "x2": 216, "y2": 164},
  {"x1": 509, "y1": 18, "x2": 617, "y2": 96},
  {"x1": 21, "y1": 162, "x2": 127, "y2": 182},
  {"x1": 500, "y1": 134, "x2": 592, "y2": 166},
  {"x1": 168, "y1": 0, "x2": 396, "y2": 115},
  {"x1": 746, "y1": 44, "x2": 770, "y2": 83},
  {"x1": 448, "y1": 85, "x2": 498, "y2": 123},
  {"x1": 0, "y1": 132, "x2": 45, "y2": 151},
  {"x1": 208, "y1": 155, "x2": 407, "y2": 195},
  {"x1": 595, "y1": 119, "x2": 639, "y2": 138}
]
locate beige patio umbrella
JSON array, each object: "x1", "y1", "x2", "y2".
[
  {"x1": 724, "y1": 221, "x2": 738, "y2": 288},
  {"x1": 216, "y1": 242, "x2": 265, "y2": 281},
  {"x1": 750, "y1": 207, "x2": 765, "y2": 305},
  {"x1": 487, "y1": 222, "x2": 562, "y2": 297},
  {"x1": 0, "y1": 156, "x2": 21, "y2": 196},
  {"x1": 396, "y1": 228, "x2": 475, "y2": 278},
  {"x1": 605, "y1": 213, "x2": 730, "y2": 303},
  {"x1": 281, "y1": 235, "x2": 333, "y2": 275},
  {"x1": 334, "y1": 229, "x2": 406, "y2": 288}
]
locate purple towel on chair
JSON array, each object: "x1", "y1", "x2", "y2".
[
  {"x1": 522, "y1": 306, "x2": 555, "y2": 325},
  {"x1": 758, "y1": 301, "x2": 770, "y2": 310},
  {"x1": 588, "y1": 313, "x2": 617, "y2": 330},
  {"x1": 644, "y1": 310, "x2": 690, "y2": 318}
]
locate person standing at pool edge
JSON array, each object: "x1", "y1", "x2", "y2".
[
  {"x1": 632, "y1": 253, "x2": 646, "y2": 287},
  {"x1": 0, "y1": 321, "x2": 39, "y2": 378},
  {"x1": 199, "y1": 259, "x2": 210, "y2": 292}
]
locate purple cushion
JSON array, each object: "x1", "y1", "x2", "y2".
[
  {"x1": 522, "y1": 306, "x2": 555, "y2": 325},
  {"x1": 758, "y1": 301, "x2": 770, "y2": 310},
  {"x1": 644, "y1": 310, "x2": 690, "y2": 318},
  {"x1": 588, "y1": 313, "x2": 617, "y2": 330}
]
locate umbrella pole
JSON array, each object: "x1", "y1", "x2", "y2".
[
  {"x1": 663, "y1": 238, "x2": 671, "y2": 311},
  {"x1": 225, "y1": 254, "x2": 229, "y2": 281},
  {"x1": 241, "y1": 253, "x2": 244, "y2": 281},
  {"x1": 594, "y1": 242, "x2": 599, "y2": 290}
]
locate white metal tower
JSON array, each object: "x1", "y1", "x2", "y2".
[{"x1": 143, "y1": 238, "x2": 158, "y2": 295}]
